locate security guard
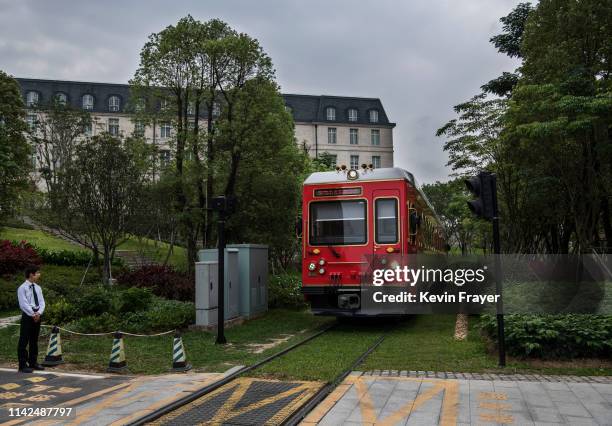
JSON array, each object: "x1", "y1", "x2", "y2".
[{"x1": 17, "y1": 265, "x2": 46, "y2": 373}]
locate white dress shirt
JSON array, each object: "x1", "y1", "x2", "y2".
[{"x1": 17, "y1": 280, "x2": 45, "y2": 317}]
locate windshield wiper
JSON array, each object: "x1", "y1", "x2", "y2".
[{"x1": 328, "y1": 245, "x2": 341, "y2": 258}]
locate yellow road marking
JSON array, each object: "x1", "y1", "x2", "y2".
[
  {"x1": 22, "y1": 394, "x2": 56, "y2": 402},
  {"x1": 479, "y1": 412, "x2": 514, "y2": 423},
  {"x1": 0, "y1": 384, "x2": 19, "y2": 391},
  {"x1": 479, "y1": 401, "x2": 512, "y2": 411},
  {"x1": 29, "y1": 385, "x2": 52, "y2": 392},
  {"x1": 0, "y1": 392, "x2": 25, "y2": 400},
  {"x1": 0, "y1": 381, "x2": 132, "y2": 426},
  {"x1": 148, "y1": 377, "x2": 321, "y2": 425},
  {"x1": 479, "y1": 391, "x2": 507, "y2": 400},
  {"x1": 302, "y1": 375, "x2": 357, "y2": 424},
  {"x1": 25, "y1": 377, "x2": 46, "y2": 383},
  {"x1": 49, "y1": 387, "x2": 80, "y2": 394},
  {"x1": 109, "y1": 374, "x2": 224, "y2": 426}
]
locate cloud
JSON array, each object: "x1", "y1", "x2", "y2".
[{"x1": 0, "y1": 0, "x2": 522, "y2": 183}]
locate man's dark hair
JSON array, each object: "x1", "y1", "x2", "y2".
[{"x1": 24, "y1": 265, "x2": 40, "y2": 279}]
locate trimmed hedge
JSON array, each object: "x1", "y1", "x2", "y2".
[{"x1": 480, "y1": 314, "x2": 612, "y2": 358}]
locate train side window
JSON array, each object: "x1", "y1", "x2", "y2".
[{"x1": 375, "y1": 198, "x2": 398, "y2": 244}]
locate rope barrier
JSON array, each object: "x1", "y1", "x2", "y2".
[{"x1": 0, "y1": 322, "x2": 176, "y2": 337}]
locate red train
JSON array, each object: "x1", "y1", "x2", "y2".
[{"x1": 301, "y1": 166, "x2": 445, "y2": 316}]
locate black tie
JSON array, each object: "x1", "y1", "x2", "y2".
[{"x1": 30, "y1": 285, "x2": 39, "y2": 307}]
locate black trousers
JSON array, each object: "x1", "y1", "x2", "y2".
[{"x1": 18, "y1": 313, "x2": 41, "y2": 369}]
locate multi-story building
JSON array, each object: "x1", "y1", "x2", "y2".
[{"x1": 17, "y1": 78, "x2": 395, "y2": 169}]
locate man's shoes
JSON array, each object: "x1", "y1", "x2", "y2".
[
  {"x1": 30, "y1": 364, "x2": 45, "y2": 371},
  {"x1": 18, "y1": 367, "x2": 34, "y2": 373}
]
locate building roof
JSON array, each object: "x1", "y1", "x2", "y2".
[{"x1": 16, "y1": 78, "x2": 395, "y2": 127}]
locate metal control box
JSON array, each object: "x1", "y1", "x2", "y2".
[
  {"x1": 195, "y1": 253, "x2": 240, "y2": 327},
  {"x1": 198, "y1": 244, "x2": 268, "y2": 319}
]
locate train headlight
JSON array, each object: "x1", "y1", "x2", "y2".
[
  {"x1": 318, "y1": 258, "x2": 325, "y2": 266},
  {"x1": 313, "y1": 248, "x2": 320, "y2": 255},
  {"x1": 308, "y1": 262, "x2": 316, "y2": 271},
  {"x1": 318, "y1": 268, "x2": 325, "y2": 275},
  {"x1": 347, "y1": 169, "x2": 359, "y2": 180}
]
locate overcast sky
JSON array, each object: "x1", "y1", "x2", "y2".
[{"x1": 0, "y1": 0, "x2": 521, "y2": 184}]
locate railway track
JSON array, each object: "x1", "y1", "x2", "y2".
[{"x1": 129, "y1": 321, "x2": 389, "y2": 426}]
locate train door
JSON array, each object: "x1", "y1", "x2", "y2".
[{"x1": 372, "y1": 189, "x2": 401, "y2": 257}]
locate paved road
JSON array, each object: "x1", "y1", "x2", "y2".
[
  {"x1": 303, "y1": 371, "x2": 612, "y2": 425},
  {"x1": 0, "y1": 367, "x2": 231, "y2": 425}
]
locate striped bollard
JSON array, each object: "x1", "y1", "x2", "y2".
[
  {"x1": 42, "y1": 326, "x2": 64, "y2": 366},
  {"x1": 171, "y1": 332, "x2": 191, "y2": 372},
  {"x1": 107, "y1": 332, "x2": 127, "y2": 373}
]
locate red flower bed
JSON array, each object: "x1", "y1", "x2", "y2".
[{"x1": 0, "y1": 240, "x2": 42, "y2": 277}]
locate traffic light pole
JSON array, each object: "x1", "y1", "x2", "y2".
[
  {"x1": 490, "y1": 175, "x2": 506, "y2": 367},
  {"x1": 216, "y1": 209, "x2": 227, "y2": 345}
]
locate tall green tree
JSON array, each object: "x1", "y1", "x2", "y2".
[{"x1": 0, "y1": 71, "x2": 31, "y2": 224}]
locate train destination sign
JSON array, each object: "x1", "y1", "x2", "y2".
[{"x1": 314, "y1": 187, "x2": 362, "y2": 197}]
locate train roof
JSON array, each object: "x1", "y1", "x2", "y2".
[
  {"x1": 304, "y1": 167, "x2": 444, "y2": 231},
  {"x1": 303, "y1": 167, "x2": 415, "y2": 185}
]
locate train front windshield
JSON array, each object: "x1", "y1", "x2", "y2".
[{"x1": 309, "y1": 200, "x2": 366, "y2": 245}]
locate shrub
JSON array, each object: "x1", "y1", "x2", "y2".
[
  {"x1": 0, "y1": 281, "x2": 16, "y2": 311},
  {"x1": 35, "y1": 247, "x2": 92, "y2": 267},
  {"x1": 120, "y1": 299, "x2": 195, "y2": 333},
  {"x1": 118, "y1": 287, "x2": 153, "y2": 313},
  {"x1": 44, "y1": 297, "x2": 80, "y2": 326},
  {"x1": 480, "y1": 314, "x2": 612, "y2": 358},
  {"x1": 66, "y1": 312, "x2": 117, "y2": 333},
  {"x1": 116, "y1": 265, "x2": 193, "y2": 301},
  {"x1": 268, "y1": 273, "x2": 307, "y2": 309},
  {"x1": 75, "y1": 287, "x2": 115, "y2": 317},
  {"x1": 0, "y1": 240, "x2": 41, "y2": 277}
]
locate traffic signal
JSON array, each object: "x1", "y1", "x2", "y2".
[{"x1": 464, "y1": 172, "x2": 496, "y2": 221}]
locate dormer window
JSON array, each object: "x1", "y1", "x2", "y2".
[
  {"x1": 55, "y1": 92, "x2": 67, "y2": 106},
  {"x1": 326, "y1": 107, "x2": 336, "y2": 121},
  {"x1": 109, "y1": 96, "x2": 121, "y2": 112},
  {"x1": 26, "y1": 91, "x2": 39, "y2": 107},
  {"x1": 82, "y1": 94, "x2": 94, "y2": 110},
  {"x1": 348, "y1": 108, "x2": 358, "y2": 122},
  {"x1": 369, "y1": 109, "x2": 379, "y2": 123}
]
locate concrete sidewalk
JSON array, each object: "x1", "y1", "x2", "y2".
[{"x1": 302, "y1": 371, "x2": 612, "y2": 425}]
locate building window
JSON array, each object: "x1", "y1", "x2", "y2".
[
  {"x1": 160, "y1": 99, "x2": 169, "y2": 111},
  {"x1": 109, "y1": 96, "x2": 121, "y2": 112},
  {"x1": 326, "y1": 107, "x2": 336, "y2": 121},
  {"x1": 134, "y1": 121, "x2": 145, "y2": 137},
  {"x1": 348, "y1": 108, "x2": 358, "y2": 122},
  {"x1": 329, "y1": 154, "x2": 337, "y2": 168},
  {"x1": 372, "y1": 155, "x2": 381, "y2": 169},
  {"x1": 26, "y1": 91, "x2": 39, "y2": 107},
  {"x1": 212, "y1": 102, "x2": 221, "y2": 118},
  {"x1": 327, "y1": 127, "x2": 337, "y2": 144},
  {"x1": 55, "y1": 92, "x2": 67, "y2": 106},
  {"x1": 84, "y1": 121, "x2": 92, "y2": 137},
  {"x1": 26, "y1": 113, "x2": 37, "y2": 131},
  {"x1": 134, "y1": 98, "x2": 145, "y2": 113},
  {"x1": 285, "y1": 105, "x2": 293, "y2": 115},
  {"x1": 369, "y1": 109, "x2": 379, "y2": 123},
  {"x1": 108, "y1": 118, "x2": 119, "y2": 136},
  {"x1": 371, "y1": 129, "x2": 380, "y2": 146},
  {"x1": 160, "y1": 122, "x2": 172, "y2": 138},
  {"x1": 350, "y1": 155, "x2": 359, "y2": 170},
  {"x1": 349, "y1": 128, "x2": 359, "y2": 145},
  {"x1": 82, "y1": 94, "x2": 94, "y2": 110},
  {"x1": 159, "y1": 150, "x2": 171, "y2": 167}
]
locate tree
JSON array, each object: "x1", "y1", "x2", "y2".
[
  {"x1": 0, "y1": 71, "x2": 31, "y2": 224},
  {"x1": 54, "y1": 134, "x2": 152, "y2": 282},
  {"x1": 28, "y1": 100, "x2": 90, "y2": 193}
]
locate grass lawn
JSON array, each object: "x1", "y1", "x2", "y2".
[
  {"x1": 360, "y1": 315, "x2": 612, "y2": 376},
  {"x1": 0, "y1": 226, "x2": 188, "y2": 270},
  {"x1": 0, "y1": 310, "x2": 332, "y2": 375},
  {"x1": 0, "y1": 227, "x2": 86, "y2": 252}
]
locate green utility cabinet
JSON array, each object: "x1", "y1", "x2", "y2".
[{"x1": 198, "y1": 244, "x2": 268, "y2": 319}]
